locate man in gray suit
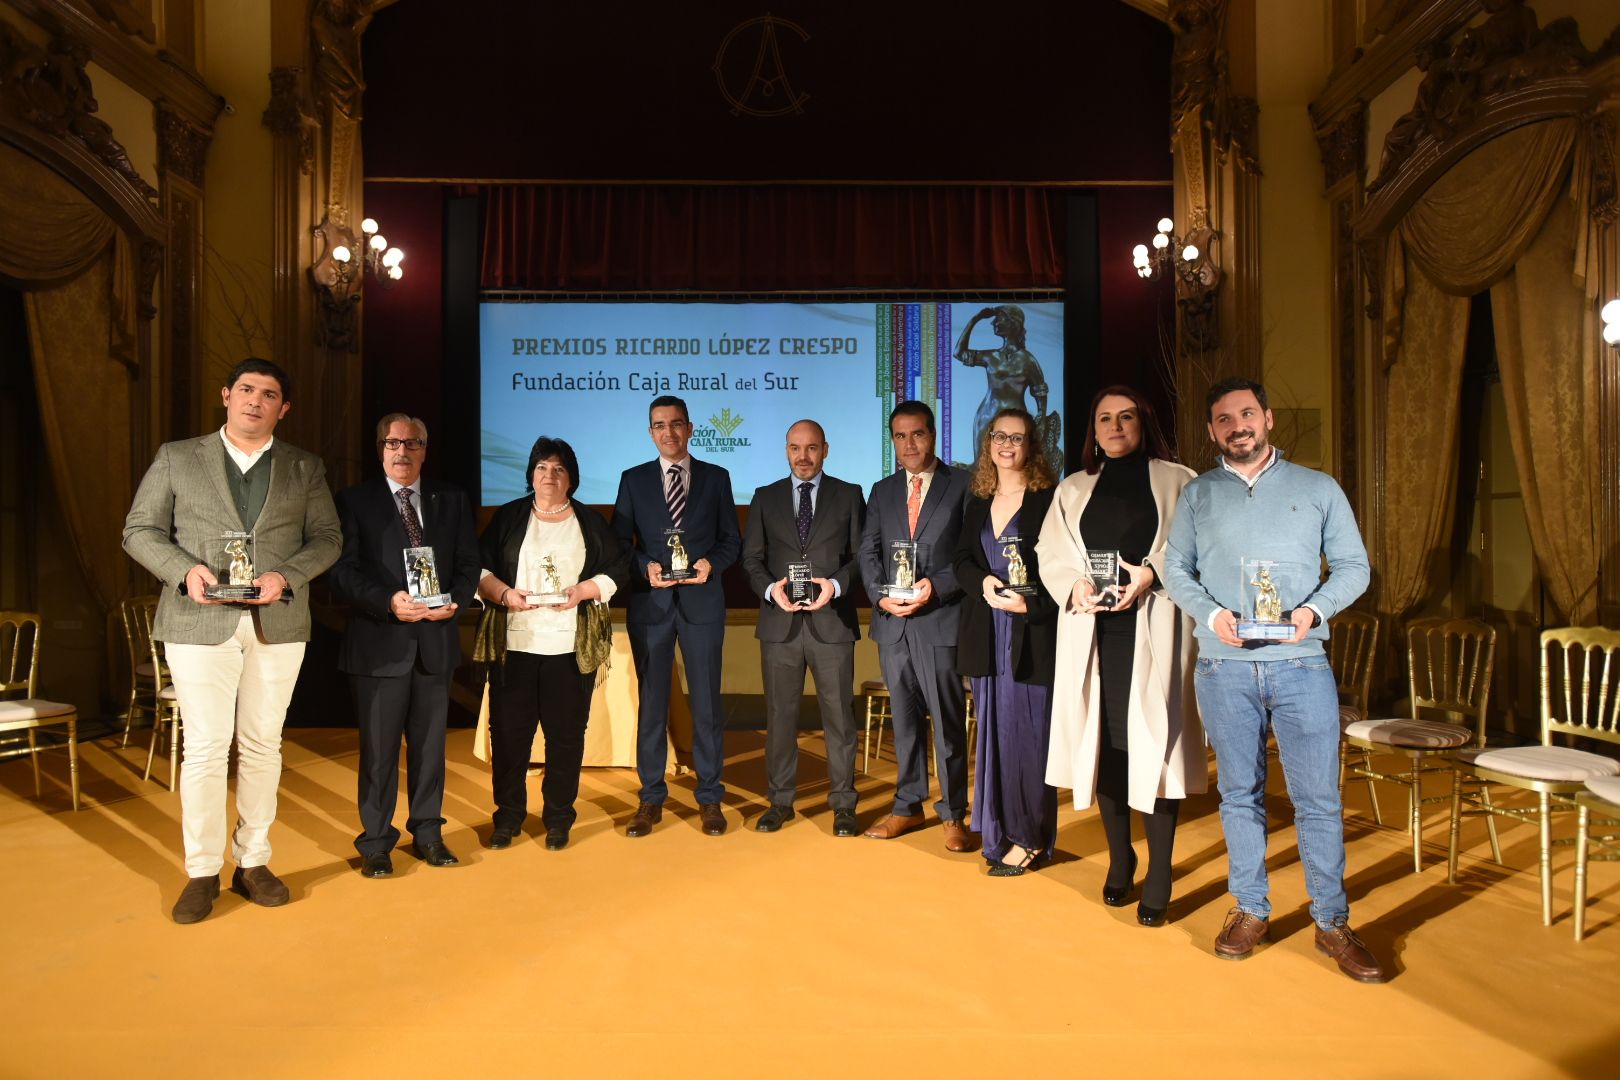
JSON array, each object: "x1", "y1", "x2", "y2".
[
  {"x1": 124, "y1": 358, "x2": 342, "y2": 924},
  {"x1": 858, "y1": 400, "x2": 974, "y2": 850},
  {"x1": 742, "y1": 419, "x2": 867, "y2": 836}
]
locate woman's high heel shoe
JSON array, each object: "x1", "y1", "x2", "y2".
[
  {"x1": 1136, "y1": 902, "x2": 1167, "y2": 927},
  {"x1": 1102, "y1": 849, "x2": 1138, "y2": 906},
  {"x1": 988, "y1": 845, "x2": 1045, "y2": 877}
]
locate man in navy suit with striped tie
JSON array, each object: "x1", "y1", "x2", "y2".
[{"x1": 613, "y1": 395, "x2": 742, "y2": 837}]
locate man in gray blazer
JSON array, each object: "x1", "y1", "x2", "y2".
[
  {"x1": 857, "y1": 400, "x2": 974, "y2": 850},
  {"x1": 123, "y1": 358, "x2": 342, "y2": 924},
  {"x1": 742, "y1": 420, "x2": 867, "y2": 836}
]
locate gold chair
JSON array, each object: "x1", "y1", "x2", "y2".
[
  {"x1": 0, "y1": 611, "x2": 82, "y2": 810},
  {"x1": 1329, "y1": 610, "x2": 1381, "y2": 823},
  {"x1": 1573, "y1": 775, "x2": 1620, "y2": 941},
  {"x1": 1447, "y1": 627, "x2": 1620, "y2": 927},
  {"x1": 136, "y1": 600, "x2": 182, "y2": 790},
  {"x1": 860, "y1": 679, "x2": 891, "y2": 773},
  {"x1": 859, "y1": 677, "x2": 975, "y2": 776},
  {"x1": 118, "y1": 595, "x2": 160, "y2": 747},
  {"x1": 1343, "y1": 617, "x2": 1496, "y2": 872}
]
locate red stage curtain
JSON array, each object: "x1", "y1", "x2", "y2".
[{"x1": 472, "y1": 185, "x2": 1065, "y2": 292}]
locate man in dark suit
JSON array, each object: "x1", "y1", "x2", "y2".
[
  {"x1": 329, "y1": 413, "x2": 479, "y2": 877},
  {"x1": 858, "y1": 400, "x2": 975, "y2": 850},
  {"x1": 742, "y1": 419, "x2": 867, "y2": 836},
  {"x1": 613, "y1": 395, "x2": 742, "y2": 837}
]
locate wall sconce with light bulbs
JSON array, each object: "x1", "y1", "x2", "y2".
[
  {"x1": 1132, "y1": 216, "x2": 1223, "y2": 351},
  {"x1": 1603, "y1": 297, "x2": 1620, "y2": 349},
  {"x1": 309, "y1": 215, "x2": 407, "y2": 352}
]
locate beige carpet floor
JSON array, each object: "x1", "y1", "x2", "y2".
[{"x1": 2, "y1": 726, "x2": 1617, "y2": 1078}]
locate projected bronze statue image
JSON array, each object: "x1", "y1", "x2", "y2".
[{"x1": 955, "y1": 305, "x2": 1060, "y2": 466}]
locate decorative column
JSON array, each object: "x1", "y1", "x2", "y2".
[{"x1": 1168, "y1": 0, "x2": 1262, "y2": 469}]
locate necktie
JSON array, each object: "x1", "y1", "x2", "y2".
[
  {"x1": 396, "y1": 487, "x2": 423, "y2": 547},
  {"x1": 796, "y1": 481, "x2": 813, "y2": 549},
  {"x1": 666, "y1": 464, "x2": 685, "y2": 529},
  {"x1": 906, "y1": 475, "x2": 923, "y2": 537}
]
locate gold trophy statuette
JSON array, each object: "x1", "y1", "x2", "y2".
[
  {"x1": 413, "y1": 552, "x2": 440, "y2": 597},
  {"x1": 225, "y1": 537, "x2": 254, "y2": 586},
  {"x1": 892, "y1": 547, "x2": 914, "y2": 589},
  {"x1": 1251, "y1": 566, "x2": 1283, "y2": 623},
  {"x1": 539, "y1": 554, "x2": 563, "y2": 596},
  {"x1": 1003, "y1": 543, "x2": 1028, "y2": 588},
  {"x1": 667, "y1": 534, "x2": 690, "y2": 575}
]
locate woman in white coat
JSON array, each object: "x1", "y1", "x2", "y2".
[{"x1": 1037, "y1": 385, "x2": 1206, "y2": 926}]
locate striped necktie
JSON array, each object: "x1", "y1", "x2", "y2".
[{"x1": 666, "y1": 464, "x2": 685, "y2": 529}]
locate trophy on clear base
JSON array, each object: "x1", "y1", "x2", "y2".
[
  {"x1": 1086, "y1": 549, "x2": 1122, "y2": 609},
  {"x1": 202, "y1": 530, "x2": 261, "y2": 601},
  {"x1": 403, "y1": 546, "x2": 450, "y2": 608},
  {"x1": 995, "y1": 536, "x2": 1038, "y2": 597},
  {"x1": 663, "y1": 528, "x2": 697, "y2": 581},
  {"x1": 525, "y1": 553, "x2": 568, "y2": 607},
  {"x1": 882, "y1": 540, "x2": 923, "y2": 601},
  {"x1": 1237, "y1": 558, "x2": 1294, "y2": 640},
  {"x1": 786, "y1": 560, "x2": 818, "y2": 607}
]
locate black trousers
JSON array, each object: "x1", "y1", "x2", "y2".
[
  {"x1": 350, "y1": 661, "x2": 451, "y2": 858},
  {"x1": 489, "y1": 650, "x2": 596, "y2": 831},
  {"x1": 761, "y1": 622, "x2": 857, "y2": 811}
]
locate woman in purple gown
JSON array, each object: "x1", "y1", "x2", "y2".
[{"x1": 953, "y1": 407, "x2": 1060, "y2": 875}]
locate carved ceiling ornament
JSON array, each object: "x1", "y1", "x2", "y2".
[
  {"x1": 156, "y1": 100, "x2": 210, "y2": 187},
  {"x1": 0, "y1": 23, "x2": 158, "y2": 204},
  {"x1": 1369, "y1": 0, "x2": 1617, "y2": 192},
  {"x1": 1317, "y1": 101, "x2": 1367, "y2": 188}
]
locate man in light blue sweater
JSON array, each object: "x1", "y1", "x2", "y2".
[{"x1": 1162, "y1": 377, "x2": 1385, "y2": 983}]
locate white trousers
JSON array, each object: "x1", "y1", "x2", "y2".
[{"x1": 165, "y1": 613, "x2": 306, "y2": 877}]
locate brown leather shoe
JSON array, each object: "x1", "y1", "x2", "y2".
[
  {"x1": 699, "y1": 802, "x2": 727, "y2": 836},
  {"x1": 1315, "y1": 921, "x2": 1387, "y2": 983},
  {"x1": 626, "y1": 802, "x2": 663, "y2": 837},
  {"x1": 172, "y1": 875, "x2": 220, "y2": 924},
  {"x1": 863, "y1": 813, "x2": 926, "y2": 839},
  {"x1": 1214, "y1": 907, "x2": 1269, "y2": 960},
  {"x1": 230, "y1": 865, "x2": 290, "y2": 907},
  {"x1": 941, "y1": 817, "x2": 976, "y2": 853}
]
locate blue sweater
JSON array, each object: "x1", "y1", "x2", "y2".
[{"x1": 1161, "y1": 453, "x2": 1369, "y2": 660}]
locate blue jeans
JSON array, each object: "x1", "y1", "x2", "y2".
[{"x1": 1194, "y1": 654, "x2": 1348, "y2": 927}]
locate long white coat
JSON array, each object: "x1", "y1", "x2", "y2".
[{"x1": 1036, "y1": 458, "x2": 1207, "y2": 813}]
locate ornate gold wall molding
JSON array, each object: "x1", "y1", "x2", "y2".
[
  {"x1": 6, "y1": 0, "x2": 221, "y2": 129},
  {"x1": 1316, "y1": 101, "x2": 1366, "y2": 190}
]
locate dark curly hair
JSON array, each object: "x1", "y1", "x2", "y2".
[{"x1": 525, "y1": 435, "x2": 580, "y2": 497}]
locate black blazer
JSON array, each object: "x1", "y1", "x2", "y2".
[
  {"x1": 741, "y1": 474, "x2": 866, "y2": 645},
  {"x1": 479, "y1": 496, "x2": 633, "y2": 609},
  {"x1": 611, "y1": 457, "x2": 741, "y2": 626},
  {"x1": 330, "y1": 477, "x2": 480, "y2": 677},
  {"x1": 952, "y1": 487, "x2": 1059, "y2": 686}
]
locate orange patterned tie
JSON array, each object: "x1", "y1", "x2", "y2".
[{"x1": 906, "y1": 475, "x2": 923, "y2": 537}]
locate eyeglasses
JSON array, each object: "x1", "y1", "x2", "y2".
[
  {"x1": 381, "y1": 438, "x2": 426, "y2": 451},
  {"x1": 989, "y1": 432, "x2": 1026, "y2": 446}
]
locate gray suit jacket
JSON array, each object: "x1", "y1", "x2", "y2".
[
  {"x1": 858, "y1": 463, "x2": 970, "y2": 647},
  {"x1": 742, "y1": 474, "x2": 866, "y2": 645},
  {"x1": 123, "y1": 433, "x2": 343, "y2": 645}
]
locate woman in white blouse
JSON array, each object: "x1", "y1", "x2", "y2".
[{"x1": 476, "y1": 437, "x2": 631, "y2": 851}]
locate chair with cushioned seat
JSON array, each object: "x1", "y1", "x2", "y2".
[
  {"x1": 1342, "y1": 617, "x2": 1496, "y2": 873},
  {"x1": 1328, "y1": 610, "x2": 1380, "y2": 823},
  {"x1": 1573, "y1": 774, "x2": 1620, "y2": 940},
  {"x1": 118, "y1": 596, "x2": 160, "y2": 747},
  {"x1": 1447, "y1": 627, "x2": 1620, "y2": 927},
  {"x1": 0, "y1": 611, "x2": 81, "y2": 810},
  {"x1": 133, "y1": 600, "x2": 182, "y2": 791}
]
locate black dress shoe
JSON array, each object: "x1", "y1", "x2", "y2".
[
  {"x1": 415, "y1": 840, "x2": 460, "y2": 867},
  {"x1": 489, "y1": 825, "x2": 517, "y2": 849},
  {"x1": 172, "y1": 875, "x2": 219, "y2": 924},
  {"x1": 832, "y1": 809, "x2": 859, "y2": 837},
  {"x1": 1137, "y1": 903, "x2": 1167, "y2": 927},
  {"x1": 755, "y1": 805, "x2": 795, "y2": 832},
  {"x1": 360, "y1": 852, "x2": 393, "y2": 878},
  {"x1": 545, "y1": 826, "x2": 570, "y2": 851},
  {"x1": 1102, "y1": 849, "x2": 1139, "y2": 907}
]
